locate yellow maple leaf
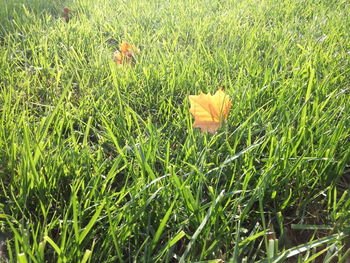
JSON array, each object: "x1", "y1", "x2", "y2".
[{"x1": 189, "y1": 88, "x2": 232, "y2": 133}]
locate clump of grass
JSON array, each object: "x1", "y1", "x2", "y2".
[{"x1": 0, "y1": 0, "x2": 349, "y2": 262}]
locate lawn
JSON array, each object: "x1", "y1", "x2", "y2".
[{"x1": 0, "y1": 0, "x2": 350, "y2": 262}]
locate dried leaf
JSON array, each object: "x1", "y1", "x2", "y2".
[
  {"x1": 113, "y1": 51, "x2": 123, "y2": 64},
  {"x1": 189, "y1": 88, "x2": 231, "y2": 133},
  {"x1": 63, "y1": 8, "x2": 70, "y2": 23},
  {"x1": 113, "y1": 42, "x2": 139, "y2": 66},
  {"x1": 120, "y1": 42, "x2": 139, "y2": 55}
]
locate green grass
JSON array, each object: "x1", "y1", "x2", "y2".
[{"x1": 0, "y1": 0, "x2": 350, "y2": 262}]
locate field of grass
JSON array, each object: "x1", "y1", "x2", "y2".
[{"x1": 0, "y1": 0, "x2": 350, "y2": 262}]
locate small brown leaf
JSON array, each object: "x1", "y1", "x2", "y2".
[
  {"x1": 113, "y1": 51, "x2": 123, "y2": 64},
  {"x1": 113, "y1": 42, "x2": 139, "y2": 66},
  {"x1": 63, "y1": 8, "x2": 70, "y2": 23}
]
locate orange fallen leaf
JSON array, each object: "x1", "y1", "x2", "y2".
[
  {"x1": 113, "y1": 42, "x2": 139, "y2": 66},
  {"x1": 120, "y1": 42, "x2": 139, "y2": 55},
  {"x1": 189, "y1": 87, "x2": 232, "y2": 133}
]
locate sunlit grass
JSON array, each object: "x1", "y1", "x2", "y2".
[{"x1": 0, "y1": 0, "x2": 349, "y2": 262}]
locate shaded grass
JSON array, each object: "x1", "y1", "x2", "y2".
[{"x1": 0, "y1": 0, "x2": 350, "y2": 262}]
